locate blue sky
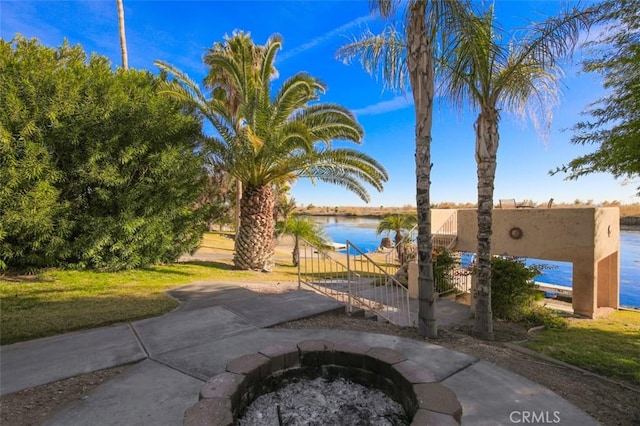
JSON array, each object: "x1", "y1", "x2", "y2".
[{"x1": 1, "y1": 0, "x2": 637, "y2": 207}]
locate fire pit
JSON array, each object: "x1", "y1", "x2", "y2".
[{"x1": 184, "y1": 339, "x2": 462, "y2": 425}]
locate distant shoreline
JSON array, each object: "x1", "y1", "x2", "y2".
[
  {"x1": 299, "y1": 209, "x2": 640, "y2": 227},
  {"x1": 621, "y1": 216, "x2": 640, "y2": 227}
]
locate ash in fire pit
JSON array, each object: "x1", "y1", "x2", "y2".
[
  {"x1": 238, "y1": 375, "x2": 408, "y2": 425},
  {"x1": 184, "y1": 340, "x2": 463, "y2": 426}
]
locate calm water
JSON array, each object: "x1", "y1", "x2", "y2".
[{"x1": 313, "y1": 216, "x2": 640, "y2": 309}]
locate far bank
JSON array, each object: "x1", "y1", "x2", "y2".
[{"x1": 297, "y1": 204, "x2": 640, "y2": 226}]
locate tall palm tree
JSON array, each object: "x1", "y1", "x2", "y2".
[
  {"x1": 155, "y1": 33, "x2": 387, "y2": 271},
  {"x1": 376, "y1": 213, "x2": 417, "y2": 264},
  {"x1": 337, "y1": 0, "x2": 464, "y2": 338},
  {"x1": 116, "y1": 0, "x2": 128, "y2": 69},
  {"x1": 203, "y1": 32, "x2": 271, "y2": 240},
  {"x1": 442, "y1": 5, "x2": 592, "y2": 339},
  {"x1": 276, "y1": 215, "x2": 331, "y2": 266}
]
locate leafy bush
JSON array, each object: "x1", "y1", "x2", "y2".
[
  {"x1": 0, "y1": 37, "x2": 207, "y2": 270},
  {"x1": 490, "y1": 256, "x2": 542, "y2": 320},
  {"x1": 433, "y1": 248, "x2": 457, "y2": 292}
]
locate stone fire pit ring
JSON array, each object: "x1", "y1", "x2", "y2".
[{"x1": 184, "y1": 339, "x2": 462, "y2": 425}]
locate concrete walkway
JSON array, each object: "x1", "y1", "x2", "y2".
[{"x1": 0, "y1": 283, "x2": 598, "y2": 425}]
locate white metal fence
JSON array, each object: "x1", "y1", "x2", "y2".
[{"x1": 297, "y1": 239, "x2": 412, "y2": 326}]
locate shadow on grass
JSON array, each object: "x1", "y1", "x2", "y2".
[
  {"x1": 134, "y1": 261, "x2": 237, "y2": 277},
  {"x1": 180, "y1": 260, "x2": 236, "y2": 270},
  {"x1": 0, "y1": 273, "x2": 55, "y2": 283},
  {"x1": 196, "y1": 245, "x2": 234, "y2": 252}
]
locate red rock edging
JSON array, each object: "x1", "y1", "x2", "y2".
[{"x1": 184, "y1": 339, "x2": 462, "y2": 425}]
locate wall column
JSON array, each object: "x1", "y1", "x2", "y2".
[{"x1": 571, "y1": 257, "x2": 597, "y2": 318}]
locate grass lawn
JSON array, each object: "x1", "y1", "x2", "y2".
[
  {"x1": 524, "y1": 310, "x2": 640, "y2": 385},
  {"x1": 0, "y1": 233, "x2": 298, "y2": 345}
]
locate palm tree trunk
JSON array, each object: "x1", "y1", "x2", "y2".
[
  {"x1": 407, "y1": 1, "x2": 437, "y2": 339},
  {"x1": 235, "y1": 178, "x2": 242, "y2": 240},
  {"x1": 234, "y1": 184, "x2": 275, "y2": 271},
  {"x1": 473, "y1": 106, "x2": 499, "y2": 340},
  {"x1": 394, "y1": 228, "x2": 404, "y2": 264},
  {"x1": 292, "y1": 235, "x2": 299, "y2": 267},
  {"x1": 116, "y1": 0, "x2": 128, "y2": 69}
]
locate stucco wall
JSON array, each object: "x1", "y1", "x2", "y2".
[
  {"x1": 409, "y1": 207, "x2": 620, "y2": 317},
  {"x1": 455, "y1": 208, "x2": 620, "y2": 261},
  {"x1": 452, "y1": 207, "x2": 620, "y2": 317}
]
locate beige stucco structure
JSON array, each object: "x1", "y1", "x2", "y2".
[{"x1": 410, "y1": 207, "x2": 620, "y2": 318}]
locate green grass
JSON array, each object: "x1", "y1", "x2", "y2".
[
  {"x1": 1, "y1": 233, "x2": 299, "y2": 345},
  {"x1": 524, "y1": 310, "x2": 640, "y2": 385}
]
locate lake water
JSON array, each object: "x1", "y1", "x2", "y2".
[{"x1": 312, "y1": 216, "x2": 640, "y2": 309}]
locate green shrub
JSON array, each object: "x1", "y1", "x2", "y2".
[
  {"x1": 433, "y1": 248, "x2": 457, "y2": 292},
  {"x1": 0, "y1": 37, "x2": 207, "y2": 270},
  {"x1": 490, "y1": 256, "x2": 541, "y2": 320}
]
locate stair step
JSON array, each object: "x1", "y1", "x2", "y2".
[
  {"x1": 348, "y1": 308, "x2": 365, "y2": 318},
  {"x1": 364, "y1": 312, "x2": 378, "y2": 321},
  {"x1": 348, "y1": 308, "x2": 382, "y2": 322}
]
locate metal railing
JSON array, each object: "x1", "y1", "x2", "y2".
[
  {"x1": 384, "y1": 211, "x2": 459, "y2": 267},
  {"x1": 435, "y1": 266, "x2": 472, "y2": 295},
  {"x1": 298, "y1": 239, "x2": 412, "y2": 326},
  {"x1": 297, "y1": 239, "x2": 352, "y2": 305},
  {"x1": 346, "y1": 241, "x2": 412, "y2": 326}
]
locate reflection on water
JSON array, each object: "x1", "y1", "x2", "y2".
[
  {"x1": 312, "y1": 216, "x2": 640, "y2": 309},
  {"x1": 313, "y1": 216, "x2": 381, "y2": 253},
  {"x1": 620, "y1": 230, "x2": 640, "y2": 308}
]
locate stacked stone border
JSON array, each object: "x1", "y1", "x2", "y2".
[{"x1": 184, "y1": 339, "x2": 462, "y2": 425}]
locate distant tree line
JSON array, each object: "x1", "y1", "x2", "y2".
[{"x1": 0, "y1": 37, "x2": 207, "y2": 270}]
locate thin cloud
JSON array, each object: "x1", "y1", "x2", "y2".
[
  {"x1": 279, "y1": 14, "x2": 373, "y2": 61},
  {"x1": 0, "y1": 2, "x2": 63, "y2": 45},
  {"x1": 353, "y1": 95, "x2": 414, "y2": 116}
]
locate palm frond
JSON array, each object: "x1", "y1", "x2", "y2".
[
  {"x1": 336, "y1": 25, "x2": 409, "y2": 92},
  {"x1": 297, "y1": 103, "x2": 364, "y2": 144},
  {"x1": 157, "y1": 33, "x2": 387, "y2": 199},
  {"x1": 272, "y1": 73, "x2": 324, "y2": 126},
  {"x1": 260, "y1": 34, "x2": 283, "y2": 84}
]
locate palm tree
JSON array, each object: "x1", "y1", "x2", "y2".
[
  {"x1": 442, "y1": 5, "x2": 592, "y2": 339},
  {"x1": 203, "y1": 32, "x2": 272, "y2": 240},
  {"x1": 276, "y1": 215, "x2": 330, "y2": 266},
  {"x1": 116, "y1": 0, "x2": 128, "y2": 69},
  {"x1": 337, "y1": 0, "x2": 464, "y2": 338},
  {"x1": 155, "y1": 33, "x2": 387, "y2": 271},
  {"x1": 376, "y1": 213, "x2": 417, "y2": 264},
  {"x1": 275, "y1": 194, "x2": 298, "y2": 223}
]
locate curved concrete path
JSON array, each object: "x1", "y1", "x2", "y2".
[{"x1": 0, "y1": 283, "x2": 598, "y2": 425}]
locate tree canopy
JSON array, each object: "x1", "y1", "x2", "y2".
[
  {"x1": 155, "y1": 32, "x2": 387, "y2": 271},
  {"x1": 441, "y1": 3, "x2": 591, "y2": 339},
  {"x1": 0, "y1": 37, "x2": 207, "y2": 270},
  {"x1": 553, "y1": 0, "x2": 640, "y2": 194}
]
